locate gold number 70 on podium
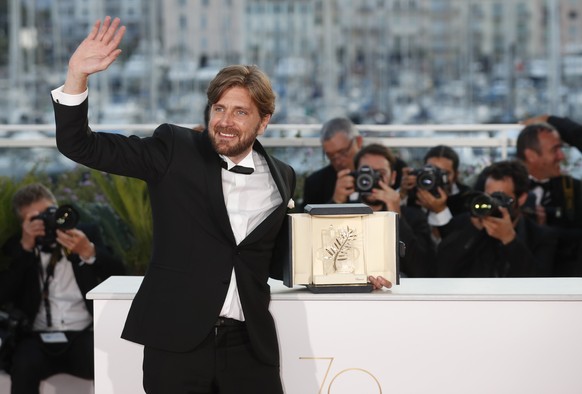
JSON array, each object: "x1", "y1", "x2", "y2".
[{"x1": 299, "y1": 357, "x2": 382, "y2": 394}]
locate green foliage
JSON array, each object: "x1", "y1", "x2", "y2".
[
  {"x1": 0, "y1": 178, "x2": 20, "y2": 270},
  {"x1": 90, "y1": 170, "x2": 152, "y2": 275},
  {"x1": 49, "y1": 166, "x2": 153, "y2": 274},
  {"x1": 0, "y1": 166, "x2": 152, "y2": 275}
]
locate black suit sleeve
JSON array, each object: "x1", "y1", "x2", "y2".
[
  {"x1": 301, "y1": 166, "x2": 337, "y2": 209},
  {"x1": 0, "y1": 237, "x2": 38, "y2": 310},
  {"x1": 436, "y1": 214, "x2": 556, "y2": 277},
  {"x1": 269, "y1": 162, "x2": 296, "y2": 281},
  {"x1": 547, "y1": 116, "x2": 582, "y2": 153},
  {"x1": 53, "y1": 98, "x2": 174, "y2": 182},
  {"x1": 399, "y1": 207, "x2": 436, "y2": 277},
  {"x1": 435, "y1": 215, "x2": 485, "y2": 277}
]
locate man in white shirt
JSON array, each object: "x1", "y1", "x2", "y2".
[
  {"x1": 0, "y1": 183, "x2": 125, "y2": 393},
  {"x1": 51, "y1": 17, "x2": 390, "y2": 393}
]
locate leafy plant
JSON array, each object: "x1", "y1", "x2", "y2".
[
  {"x1": 0, "y1": 166, "x2": 152, "y2": 275},
  {"x1": 90, "y1": 170, "x2": 152, "y2": 274}
]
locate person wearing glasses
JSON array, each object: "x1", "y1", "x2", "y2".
[
  {"x1": 301, "y1": 117, "x2": 406, "y2": 209},
  {"x1": 301, "y1": 117, "x2": 363, "y2": 209}
]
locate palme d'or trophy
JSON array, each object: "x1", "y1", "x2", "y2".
[{"x1": 284, "y1": 203, "x2": 400, "y2": 293}]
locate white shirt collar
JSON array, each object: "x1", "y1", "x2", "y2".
[
  {"x1": 220, "y1": 151, "x2": 256, "y2": 172},
  {"x1": 529, "y1": 174, "x2": 550, "y2": 184}
]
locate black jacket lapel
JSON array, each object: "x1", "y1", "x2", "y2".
[
  {"x1": 198, "y1": 131, "x2": 238, "y2": 244},
  {"x1": 238, "y1": 140, "x2": 294, "y2": 246}
]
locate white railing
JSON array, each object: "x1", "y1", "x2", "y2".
[{"x1": 0, "y1": 123, "x2": 522, "y2": 159}]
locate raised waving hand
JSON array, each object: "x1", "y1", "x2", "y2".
[{"x1": 64, "y1": 16, "x2": 126, "y2": 94}]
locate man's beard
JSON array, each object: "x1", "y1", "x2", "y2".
[{"x1": 210, "y1": 124, "x2": 260, "y2": 158}]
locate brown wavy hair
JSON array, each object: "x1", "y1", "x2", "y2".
[{"x1": 206, "y1": 65, "x2": 275, "y2": 119}]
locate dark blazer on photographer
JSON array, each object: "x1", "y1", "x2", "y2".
[
  {"x1": 435, "y1": 213, "x2": 557, "y2": 277},
  {"x1": 398, "y1": 206, "x2": 437, "y2": 277},
  {"x1": 407, "y1": 181, "x2": 472, "y2": 217},
  {"x1": 0, "y1": 224, "x2": 125, "y2": 328},
  {"x1": 52, "y1": 98, "x2": 296, "y2": 367}
]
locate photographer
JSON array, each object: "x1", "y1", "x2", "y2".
[
  {"x1": 353, "y1": 144, "x2": 436, "y2": 277},
  {"x1": 399, "y1": 145, "x2": 471, "y2": 242},
  {"x1": 0, "y1": 183, "x2": 125, "y2": 393},
  {"x1": 302, "y1": 117, "x2": 407, "y2": 208},
  {"x1": 435, "y1": 161, "x2": 557, "y2": 277}
]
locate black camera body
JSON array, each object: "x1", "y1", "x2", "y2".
[
  {"x1": 469, "y1": 191, "x2": 514, "y2": 218},
  {"x1": 351, "y1": 165, "x2": 381, "y2": 194},
  {"x1": 32, "y1": 205, "x2": 80, "y2": 248},
  {"x1": 409, "y1": 164, "x2": 449, "y2": 197}
]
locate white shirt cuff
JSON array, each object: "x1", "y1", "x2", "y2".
[
  {"x1": 51, "y1": 85, "x2": 88, "y2": 106},
  {"x1": 80, "y1": 255, "x2": 97, "y2": 265},
  {"x1": 399, "y1": 192, "x2": 408, "y2": 206},
  {"x1": 428, "y1": 207, "x2": 453, "y2": 226}
]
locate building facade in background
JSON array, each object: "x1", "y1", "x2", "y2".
[{"x1": 0, "y1": 0, "x2": 581, "y2": 126}]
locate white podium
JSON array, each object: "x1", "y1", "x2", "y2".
[{"x1": 87, "y1": 277, "x2": 582, "y2": 394}]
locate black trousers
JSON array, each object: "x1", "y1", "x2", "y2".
[
  {"x1": 9, "y1": 330, "x2": 94, "y2": 394},
  {"x1": 143, "y1": 320, "x2": 283, "y2": 394}
]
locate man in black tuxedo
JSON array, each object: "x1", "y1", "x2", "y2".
[
  {"x1": 0, "y1": 183, "x2": 124, "y2": 394},
  {"x1": 51, "y1": 17, "x2": 390, "y2": 393},
  {"x1": 435, "y1": 161, "x2": 557, "y2": 277},
  {"x1": 516, "y1": 123, "x2": 582, "y2": 276}
]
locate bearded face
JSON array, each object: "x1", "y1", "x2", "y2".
[
  {"x1": 210, "y1": 122, "x2": 261, "y2": 159},
  {"x1": 207, "y1": 87, "x2": 269, "y2": 163}
]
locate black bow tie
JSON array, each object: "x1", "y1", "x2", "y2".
[
  {"x1": 221, "y1": 160, "x2": 254, "y2": 175},
  {"x1": 530, "y1": 179, "x2": 550, "y2": 190}
]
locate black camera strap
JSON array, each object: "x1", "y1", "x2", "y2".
[{"x1": 37, "y1": 248, "x2": 63, "y2": 328}]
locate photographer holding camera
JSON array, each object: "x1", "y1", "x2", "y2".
[
  {"x1": 435, "y1": 161, "x2": 557, "y2": 278},
  {"x1": 353, "y1": 144, "x2": 436, "y2": 278},
  {"x1": 302, "y1": 117, "x2": 407, "y2": 208},
  {"x1": 399, "y1": 145, "x2": 471, "y2": 243},
  {"x1": 0, "y1": 183, "x2": 125, "y2": 393}
]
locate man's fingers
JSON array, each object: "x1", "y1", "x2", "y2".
[
  {"x1": 87, "y1": 19, "x2": 102, "y2": 41},
  {"x1": 103, "y1": 17, "x2": 123, "y2": 45},
  {"x1": 97, "y1": 16, "x2": 112, "y2": 41},
  {"x1": 109, "y1": 24, "x2": 126, "y2": 49}
]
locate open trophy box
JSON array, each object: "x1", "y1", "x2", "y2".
[{"x1": 284, "y1": 203, "x2": 400, "y2": 293}]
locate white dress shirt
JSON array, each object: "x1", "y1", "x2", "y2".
[
  {"x1": 219, "y1": 151, "x2": 282, "y2": 321},
  {"x1": 51, "y1": 85, "x2": 283, "y2": 322},
  {"x1": 34, "y1": 249, "x2": 93, "y2": 331},
  {"x1": 529, "y1": 175, "x2": 550, "y2": 206}
]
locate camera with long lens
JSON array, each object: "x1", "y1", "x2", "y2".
[
  {"x1": 409, "y1": 164, "x2": 449, "y2": 197},
  {"x1": 32, "y1": 205, "x2": 80, "y2": 249},
  {"x1": 350, "y1": 165, "x2": 381, "y2": 195},
  {"x1": 469, "y1": 191, "x2": 514, "y2": 218}
]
